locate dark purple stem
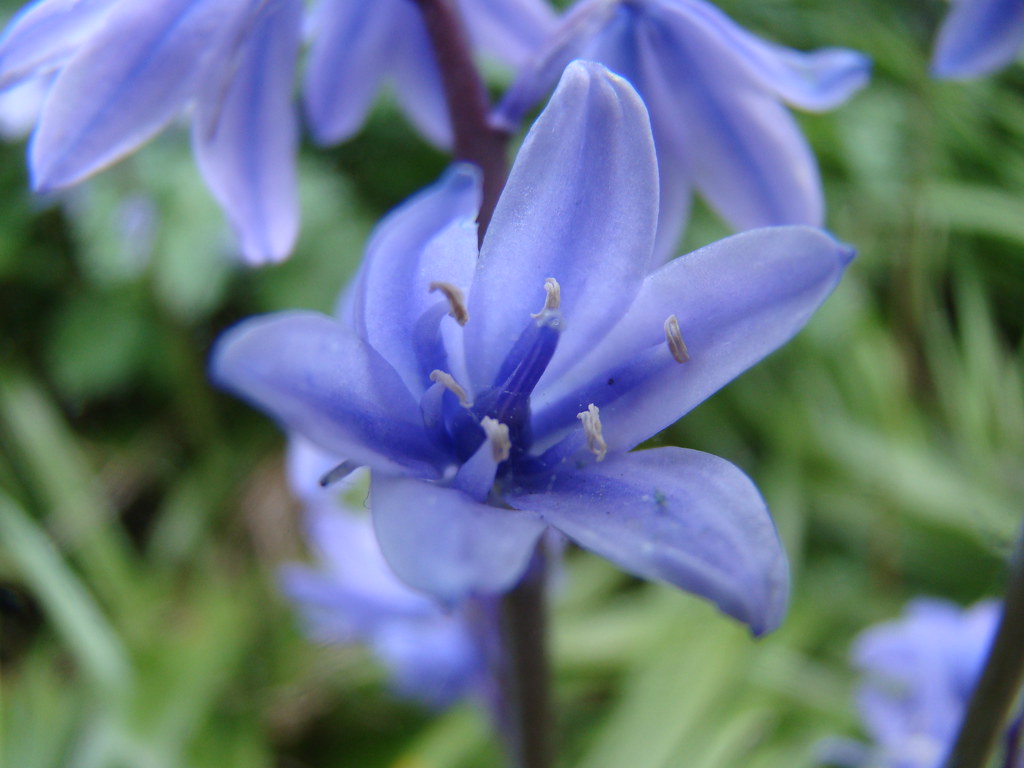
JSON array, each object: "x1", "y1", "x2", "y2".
[
  {"x1": 494, "y1": 547, "x2": 553, "y2": 768},
  {"x1": 410, "y1": 0, "x2": 510, "y2": 238},
  {"x1": 943, "y1": 523, "x2": 1024, "y2": 768},
  {"x1": 1003, "y1": 713, "x2": 1022, "y2": 768}
]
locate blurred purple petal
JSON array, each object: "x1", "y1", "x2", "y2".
[
  {"x1": 29, "y1": 0, "x2": 247, "y2": 191},
  {"x1": 193, "y1": 0, "x2": 302, "y2": 265},
  {"x1": 932, "y1": 0, "x2": 1024, "y2": 79},
  {"x1": 459, "y1": 0, "x2": 558, "y2": 68}
]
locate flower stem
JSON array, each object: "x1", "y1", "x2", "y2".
[
  {"x1": 495, "y1": 546, "x2": 553, "y2": 768},
  {"x1": 943, "y1": 524, "x2": 1024, "y2": 768},
  {"x1": 411, "y1": 0, "x2": 510, "y2": 237}
]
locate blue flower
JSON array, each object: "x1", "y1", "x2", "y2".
[
  {"x1": 212, "y1": 61, "x2": 853, "y2": 636},
  {"x1": 0, "y1": 0, "x2": 303, "y2": 264},
  {"x1": 931, "y1": 0, "x2": 1024, "y2": 79},
  {"x1": 496, "y1": 0, "x2": 870, "y2": 261},
  {"x1": 280, "y1": 437, "x2": 482, "y2": 707},
  {"x1": 843, "y1": 599, "x2": 1002, "y2": 768},
  {"x1": 304, "y1": 0, "x2": 558, "y2": 147}
]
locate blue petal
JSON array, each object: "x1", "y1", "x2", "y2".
[
  {"x1": 931, "y1": 0, "x2": 1024, "y2": 79},
  {"x1": 210, "y1": 311, "x2": 440, "y2": 475},
  {"x1": 458, "y1": 0, "x2": 558, "y2": 68},
  {"x1": 647, "y1": 10, "x2": 825, "y2": 229},
  {"x1": 192, "y1": 0, "x2": 302, "y2": 265},
  {"x1": 303, "y1": 0, "x2": 396, "y2": 144},
  {"x1": 465, "y1": 60, "x2": 658, "y2": 392},
  {"x1": 494, "y1": 1, "x2": 620, "y2": 129},
  {"x1": 29, "y1": 0, "x2": 247, "y2": 191},
  {"x1": 506, "y1": 447, "x2": 789, "y2": 635},
  {"x1": 372, "y1": 473, "x2": 545, "y2": 602},
  {"x1": 531, "y1": 226, "x2": 853, "y2": 452},
  {"x1": 388, "y1": 4, "x2": 452, "y2": 148},
  {"x1": 0, "y1": 0, "x2": 118, "y2": 91},
  {"x1": 662, "y1": 0, "x2": 870, "y2": 111},
  {"x1": 351, "y1": 164, "x2": 481, "y2": 395}
]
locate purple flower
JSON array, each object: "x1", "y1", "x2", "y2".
[
  {"x1": 0, "y1": 0, "x2": 302, "y2": 264},
  {"x1": 845, "y1": 599, "x2": 1001, "y2": 768},
  {"x1": 212, "y1": 61, "x2": 853, "y2": 636},
  {"x1": 931, "y1": 0, "x2": 1024, "y2": 79},
  {"x1": 303, "y1": 0, "x2": 558, "y2": 147},
  {"x1": 280, "y1": 437, "x2": 482, "y2": 707},
  {"x1": 496, "y1": 0, "x2": 870, "y2": 261}
]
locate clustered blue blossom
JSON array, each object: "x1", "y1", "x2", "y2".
[
  {"x1": 932, "y1": 0, "x2": 1024, "y2": 79},
  {"x1": 495, "y1": 0, "x2": 870, "y2": 260},
  {"x1": 280, "y1": 437, "x2": 482, "y2": 707},
  {"x1": 0, "y1": 0, "x2": 555, "y2": 264},
  {"x1": 827, "y1": 599, "x2": 1020, "y2": 768},
  {"x1": 213, "y1": 61, "x2": 853, "y2": 636}
]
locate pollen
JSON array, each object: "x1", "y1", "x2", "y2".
[
  {"x1": 480, "y1": 416, "x2": 511, "y2": 462},
  {"x1": 429, "y1": 369, "x2": 472, "y2": 407},
  {"x1": 664, "y1": 314, "x2": 690, "y2": 363},
  {"x1": 577, "y1": 403, "x2": 607, "y2": 462},
  {"x1": 429, "y1": 281, "x2": 469, "y2": 326},
  {"x1": 531, "y1": 277, "x2": 561, "y2": 317}
]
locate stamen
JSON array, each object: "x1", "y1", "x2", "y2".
[
  {"x1": 577, "y1": 403, "x2": 607, "y2": 462},
  {"x1": 480, "y1": 417, "x2": 511, "y2": 463},
  {"x1": 531, "y1": 277, "x2": 561, "y2": 317},
  {"x1": 429, "y1": 281, "x2": 469, "y2": 326},
  {"x1": 664, "y1": 314, "x2": 690, "y2": 363},
  {"x1": 319, "y1": 459, "x2": 361, "y2": 488},
  {"x1": 429, "y1": 369, "x2": 472, "y2": 407}
]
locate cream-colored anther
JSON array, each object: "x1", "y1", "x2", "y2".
[
  {"x1": 531, "y1": 277, "x2": 561, "y2": 317},
  {"x1": 429, "y1": 369, "x2": 472, "y2": 408},
  {"x1": 577, "y1": 403, "x2": 607, "y2": 462},
  {"x1": 664, "y1": 314, "x2": 690, "y2": 363},
  {"x1": 480, "y1": 417, "x2": 511, "y2": 463},
  {"x1": 429, "y1": 281, "x2": 469, "y2": 326}
]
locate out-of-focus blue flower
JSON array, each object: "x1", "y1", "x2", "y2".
[
  {"x1": 838, "y1": 599, "x2": 1002, "y2": 768},
  {"x1": 0, "y1": 0, "x2": 303, "y2": 265},
  {"x1": 212, "y1": 61, "x2": 854, "y2": 636},
  {"x1": 931, "y1": 0, "x2": 1024, "y2": 79},
  {"x1": 303, "y1": 0, "x2": 557, "y2": 147},
  {"x1": 280, "y1": 436, "x2": 482, "y2": 707},
  {"x1": 496, "y1": 0, "x2": 870, "y2": 261}
]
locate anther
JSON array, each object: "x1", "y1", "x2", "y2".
[
  {"x1": 531, "y1": 277, "x2": 561, "y2": 317},
  {"x1": 429, "y1": 369, "x2": 472, "y2": 407},
  {"x1": 429, "y1": 281, "x2": 469, "y2": 326},
  {"x1": 577, "y1": 403, "x2": 607, "y2": 462},
  {"x1": 480, "y1": 417, "x2": 511, "y2": 463},
  {"x1": 664, "y1": 314, "x2": 689, "y2": 363},
  {"x1": 319, "y1": 459, "x2": 361, "y2": 488}
]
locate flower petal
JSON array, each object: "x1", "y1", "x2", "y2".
[
  {"x1": 931, "y1": 0, "x2": 1024, "y2": 79},
  {"x1": 531, "y1": 226, "x2": 853, "y2": 452},
  {"x1": 662, "y1": 0, "x2": 870, "y2": 111},
  {"x1": 29, "y1": 0, "x2": 246, "y2": 191},
  {"x1": 0, "y1": 0, "x2": 118, "y2": 91},
  {"x1": 303, "y1": 0, "x2": 396, "y2": 144},
  {"x1": 372, "y1": 473, "x2": 545, "y2": 602},
  {"x1": 388, "y1": 5, "x2": 452, "y2": 148},
  {"x1": 459, "y1": 0, "x2": 558, "y2": 68},
  {"x1": 506, "y1": 447, "x2": 789, "y2": 635},
  {"x1": 351, "y1": 164, "x2": 481, "y2": 395},
  {"x1": 646, "y1": 11, "x2": 824, "y2": 230},
  {"x1": 192, "y1": 0, "x2": 302, "y2": 265},
  {"x1": 210, "y1": 311, "x2": 439, "y2": 475},
  {"x1": 465, "y1": 60, "x2": 658, "y2": 392}
]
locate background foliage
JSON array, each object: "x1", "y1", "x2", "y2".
[{"x1": 1, "y1": 0, "x2": 1022, "y2": 766}]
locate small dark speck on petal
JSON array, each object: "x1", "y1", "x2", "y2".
[{"x1": 607, "y1": 377, "x2": 615, "y2": 386}]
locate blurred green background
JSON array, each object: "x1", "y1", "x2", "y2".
[{"x1": 1, "y1": 0, "x2": 1022, "y2": 766}]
